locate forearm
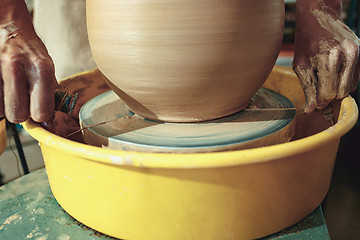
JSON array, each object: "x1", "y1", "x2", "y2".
[
  {"x1": 295, "y1": 0, "x2": 343, "y2": 49},
  {"x1": 0, "y1": 0, "x2": 31, "y2": 23},
  {"x1": 296, "y1": 0, "x2": 342, "y2": 16},
  {"x1": 323, "y1": 0, "x2": 342, "y2": 15},
  {"x1": 0, "y1": 0, "x2": 35, "y2": 42}
]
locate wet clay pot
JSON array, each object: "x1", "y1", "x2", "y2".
[{"x1": 86, "y1": 0, "x2": 284, "y2": 122}]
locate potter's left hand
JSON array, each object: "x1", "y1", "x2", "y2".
[
  {"x1": 293, "y1": 0, "x2": 360, "y2": 113},
  {"x1": 0, "y1": 0, "x2": 57, "y2": 123}
]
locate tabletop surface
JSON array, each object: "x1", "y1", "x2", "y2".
[{"x1": 0, "y1": 168, "x2": 330, "y2": 240}]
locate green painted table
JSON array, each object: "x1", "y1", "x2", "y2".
[{"x1": 0, "y1": 169, "x2": 330, "y2": 239}]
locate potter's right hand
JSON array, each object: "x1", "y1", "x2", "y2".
[
  {"x1": 293, "y1": 0, "x2": 360, "y2": 113},
  {"x1": 0, "y1": 0, "x2": 57, "y2": 123}
]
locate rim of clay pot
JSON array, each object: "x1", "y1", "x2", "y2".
[{"x1": 23, "y1": 97, "x2": 358, "y2": 169}]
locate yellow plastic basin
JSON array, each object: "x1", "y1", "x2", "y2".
[{"x1": 23, "y1": 66, "x2": 358, "y2": 240}]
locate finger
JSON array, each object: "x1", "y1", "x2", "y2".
[
  {"x1": 337, "y1": 39, "x2": 359, "y2": 98},
  {"x1": 314, "y1": 48, "x2": 341, "y2": 108},
  {"x1": 0, "y1": 71, "x2": 4, "y2": 118},
  {"x1": 28, "y1": 57, "x2": 56, "y2": 122},
  {"x1": 1, "y1": 47, "x2": 30, "y2": 123},
  {"x1": 293, "y1": 65, "x2": 318, "y2": 113},
  {"x1": 40, "y1": 119, "x2": 58, "y2": 134},
  {"x1": 25, "y1": 39, "x2": 59, "y2": 89},
  {"x1": 350, "y1": 52, "x2": 360, "y2": 92}
]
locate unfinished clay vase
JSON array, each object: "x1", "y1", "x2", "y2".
[{"x1": 86, "y1": 0, "x2": 284, "y2": 122}]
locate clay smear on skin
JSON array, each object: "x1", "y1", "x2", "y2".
[
  {"x1": 312, "y1": 9, "x2": 360, "y2": 95},
  {"x1": 313, "y1": 9, "x2": 359, "y2": 42},
  {"x1": 0, "y1": 22, "x2": 19, "y2": 45},
  {"x1": 310, "y1": 40, "x2": 339, "y2": 100}
]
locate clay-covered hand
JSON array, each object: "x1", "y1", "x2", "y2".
[
  {"x1": 293, "y1": 0, "x2": 360, "y2": 113},
  {"x1": 0, "y1": 0, "x2": 56, "y2": 123}
]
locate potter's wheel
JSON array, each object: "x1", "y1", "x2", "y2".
[{"x1": 79, "y1": 88, "x2": 296, "y2": 153}]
